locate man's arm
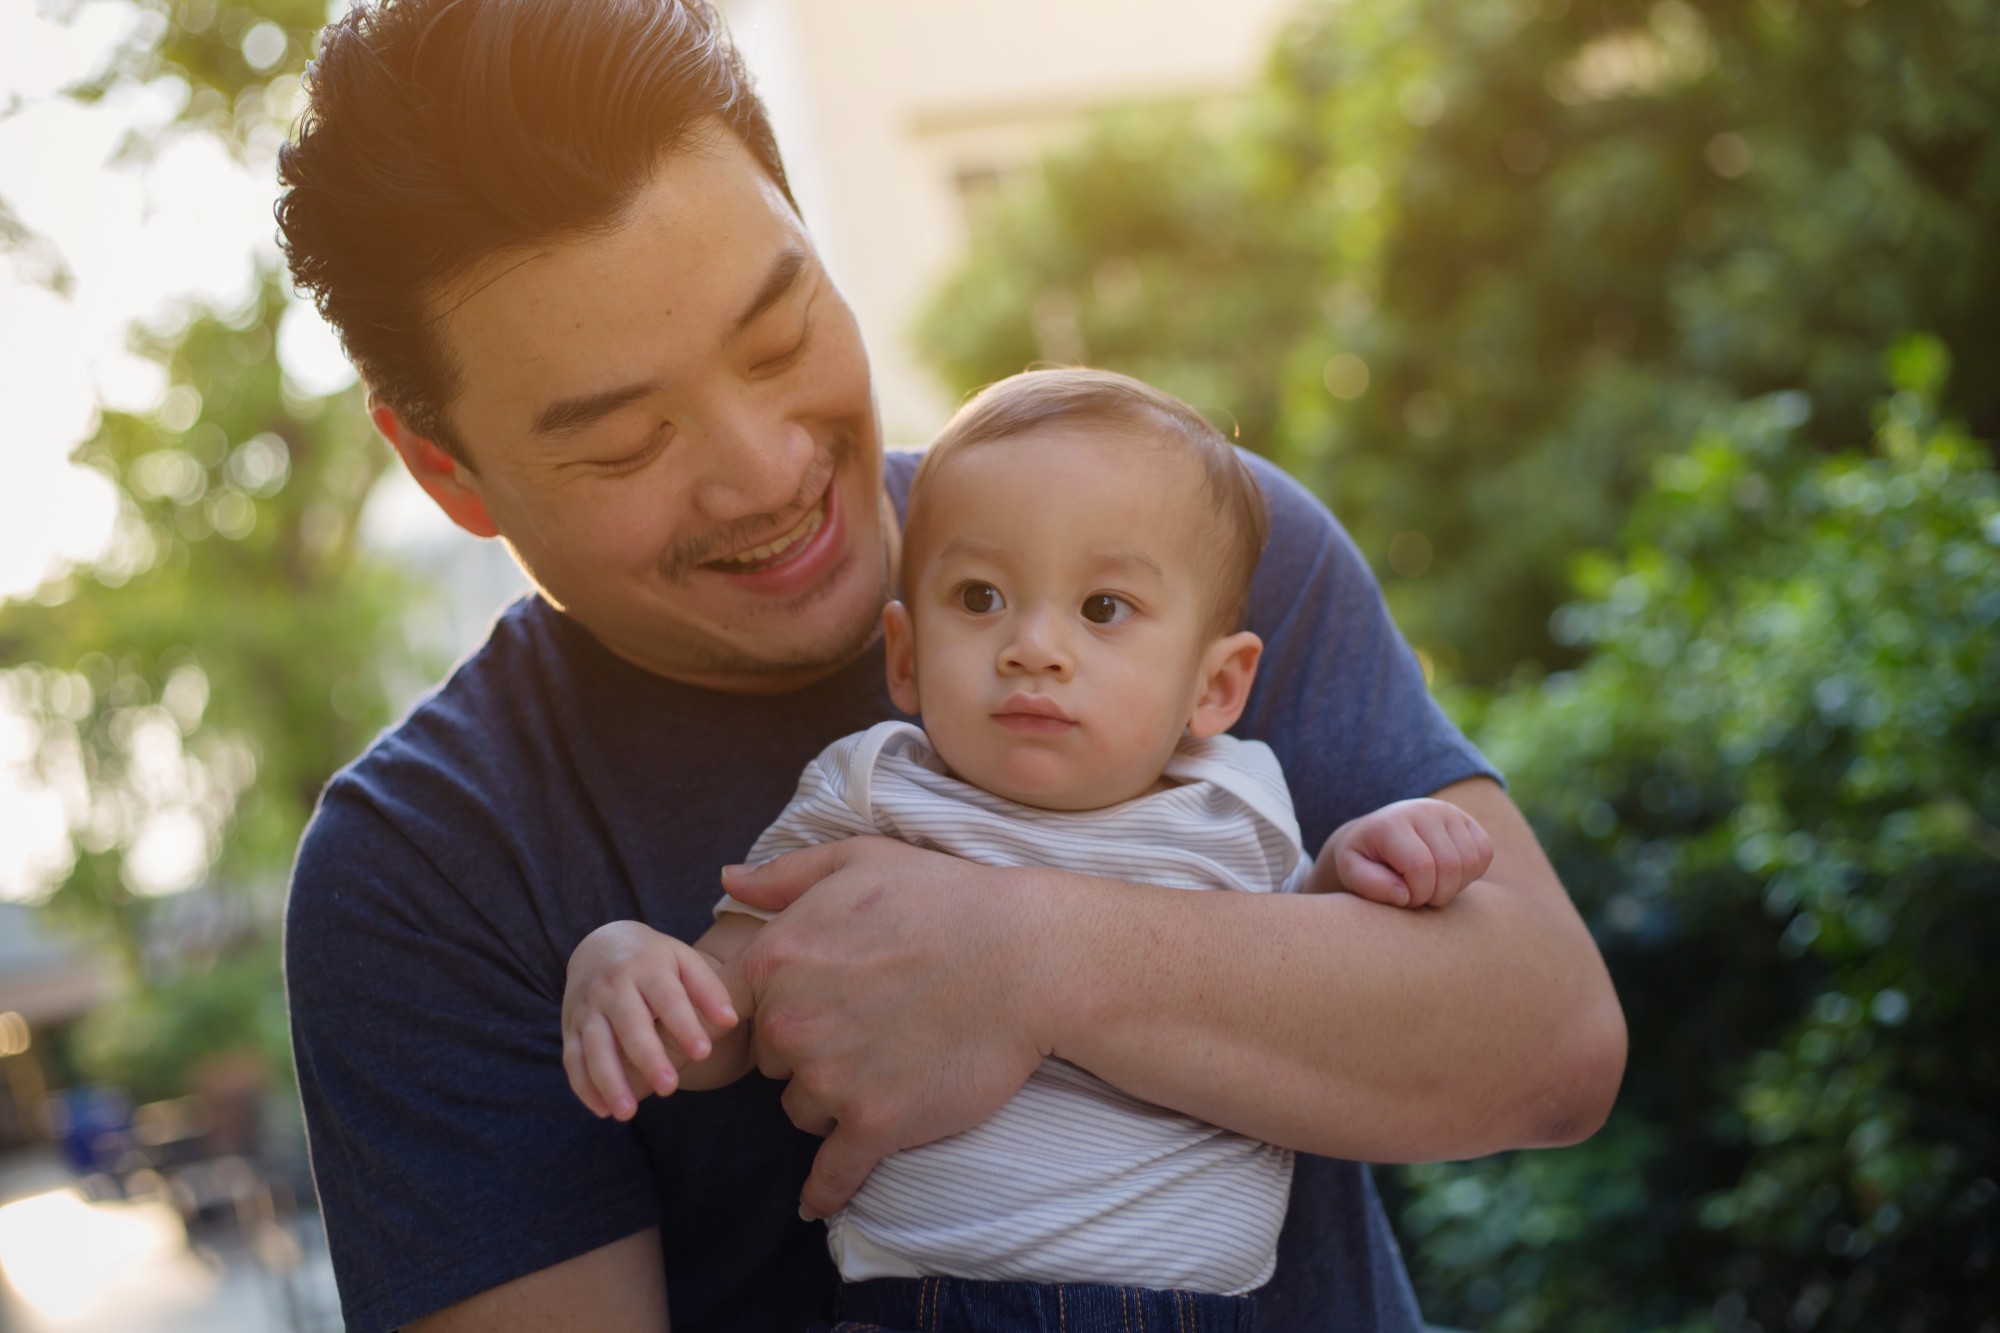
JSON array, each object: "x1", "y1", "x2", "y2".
[
  {"x1": 726, "y1": 775, "x2": 1625, "y2": 1217},
  {"x1": 1045, "y1": 775, "x2": 1624, "y2": 1158},
  {"x1": 407, "y1": 1229, "x2": 666, "y2": 1332}
]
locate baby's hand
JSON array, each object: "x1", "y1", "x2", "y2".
[
  {"x1": 1324, "y1": 799, "x2": 1494, "y2": 909},
  {"x1": 562, "y1": 920, "x2": 740, "y2": 1120}
]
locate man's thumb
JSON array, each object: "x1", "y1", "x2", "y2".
[
  {"x1": 798, "y1": 1127, "x2": 882, "y2": 1220},
  {"x1": 721, "y1": 843, "x2": 839, "y2": 911}
]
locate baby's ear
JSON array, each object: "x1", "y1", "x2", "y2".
[
  {"x1": 1187, "y1": 631, "x2": 1263, "y2": 740},
  {"x1": 882, "y1": 600, "x2": 922, "y2": 716}
]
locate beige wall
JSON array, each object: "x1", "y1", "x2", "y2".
[{"x1": 720, "y1": 0, "x2": 1303, "y2": 446}]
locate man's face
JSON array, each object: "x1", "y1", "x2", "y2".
[{"x1": 429, "y1": 130, "x2": 894, "y2": 690}]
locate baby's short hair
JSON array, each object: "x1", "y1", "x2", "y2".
[{"x1": 904, "y1": 368, "x2": 1269, "y2": 636}]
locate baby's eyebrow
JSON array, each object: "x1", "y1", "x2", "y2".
[
  {"x1": 1084, "y1": 549, "x2": 1167, "y2": 582},
  {"x1": 931, "y1": 539, "x2": 1166, "y2": 584},
  {"x1": 934, "y1": 536, "x2": 1007, "y2": 565}
]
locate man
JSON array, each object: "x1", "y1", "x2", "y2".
[{"x1": 278, "y1": 2, "x2": 1626, "y2": 1329}]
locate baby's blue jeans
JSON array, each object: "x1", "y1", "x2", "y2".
[{"x1": 807, "y1": 1275, "x2": 1258, "y2": 1332}]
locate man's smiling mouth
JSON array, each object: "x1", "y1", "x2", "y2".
[{"x1": 706, "y1": 487, "x2": 830, "y2": 572}]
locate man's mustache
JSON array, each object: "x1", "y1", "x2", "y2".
[{"x1": 657, "y1": 430, "x2": 855, "y2": 584}]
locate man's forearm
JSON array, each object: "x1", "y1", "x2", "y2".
[
  {"x1": 407, "y1": 1228, "x2": 666, "y2": 1332},
  {"x1": 1030, "y1": 777, "x2": 1626, "y2": 1163}
]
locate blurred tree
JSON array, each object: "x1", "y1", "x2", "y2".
[
  {"x1": 66, "y1": 0, "x2": 331, "y2": 156},
  {"x1": 0, "y1": 0, "x2": 418, "y2": 1095},
  {"x1": 1396, "y1": 341, "x2": 1999, "y2": 1331},
  {"x1": 919, "y1": 0, "x2": 2000, "y2": 686},
  {"x1": 70, "y1": 950, "x2": 291, "y2": 1106},
  {"x1": 0, "y1": 274, "x2": 410, "y2": 991}
]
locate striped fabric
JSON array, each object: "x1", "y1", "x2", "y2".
[{"x1": 716, "y1": 721, "x2": 1308, "y2": 1295}]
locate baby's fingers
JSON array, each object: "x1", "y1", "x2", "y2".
[
  {"x1": 1336, "y1": 847, "x2": 1412, "y2": 907},
  {"x1": 562, "y1": 1029, "x2": 608, "y2": 1118},
  {"x1": 1378, "y1": 820, "x2": 1442, "y2": 906},
  {"x1": 677, "y1": 953, "x2": 739, "y2": 1031},
  {"x1": 1428, "y1": 811, "x2": 1493, "y2": 907},
  {"x1": 580, "y1": 1015, "x2": 644, "y2": 1120},
  {"x1": 1461, "y1": 814, "x2": 1496, "y2": 881},
  {"x1": 636, "y1": 973, "x2": 712, "y2": 1068},
  {"x1": 606, "y1": 991, "x2": 681, "y2": 1099}
]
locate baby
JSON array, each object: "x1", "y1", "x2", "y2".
[{"x1": 562, "y1": 368, "x2": 1494, "y2": 1331}]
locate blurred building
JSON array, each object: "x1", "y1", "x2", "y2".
[
  {"x1": 0, "y1": 903, "x2": 109, "y2": 1148},
  {"x1": 719, "y1": 0, "x2": 1303, "y2": 444}
]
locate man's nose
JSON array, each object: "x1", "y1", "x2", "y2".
[
  {"x1": 999, "y1": 608, "x2": 1074, "y2": 679},
  {"x1": 690, "y1": 403, "x2": 815, "y2": 523}
]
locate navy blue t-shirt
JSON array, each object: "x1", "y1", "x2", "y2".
[{"x1": 286, "y1": 451, "x2": 1497, "y2": 1331}]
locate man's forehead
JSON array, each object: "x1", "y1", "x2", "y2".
[
  {"x1": 429, "y1": 135, "x2": 812, "y2": 442},
  {"x1": 443, "y1": 150, "x2": 799, "y2": 341}
]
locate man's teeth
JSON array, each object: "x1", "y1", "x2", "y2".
[{"x1": 718, "y1": 502, "x2": 825, "y2": 567}]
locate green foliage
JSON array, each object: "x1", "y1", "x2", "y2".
[
  {"x1": 922, "y1": 13, "x2": 1999, "y2": 1312},
  {"x1": 0, "y1": 274, "x2": 415, "y2": 1050},
  {"x1": 66, "y1": 0, "x2": 325, "y2": 155},
  {"x1": 70, "y1": 948, "x2": 291, "y2": 1106},
  {"x1": 1398, "y1": 346, "x2": 1999, "y2": 1330},
  {"x1": 919, "y1": 0, "x2": 2000, "y2": 686},
  {"x1": 0, "y1": 1, "x2": 418, "y2": 1098}
]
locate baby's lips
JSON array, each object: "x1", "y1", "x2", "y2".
[{"x1": 994, "y1": 692, "x2": 1074, "y2": 722}]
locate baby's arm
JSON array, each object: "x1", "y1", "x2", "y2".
[
  {"x1": 1312, "y1": 798, "x2": 1495, "y2": 908},
  {"x1": 562, "y1": 728, "x2": 888, "y2": 1120},
  {"x1": 561, "y1": 913, "x2": 765, "y2": 1120}
]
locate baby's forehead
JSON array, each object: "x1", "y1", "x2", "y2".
[
  {"x1": 913, "y1": 434, "x2": 1226, "y2": 578},
  {"x1": 937, "y1": 421, "x2": 1211, "y2": 496}
]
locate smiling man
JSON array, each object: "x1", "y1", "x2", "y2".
[{"x1": 277, "y1": 2, "x2": 1625, "y2": 1330}]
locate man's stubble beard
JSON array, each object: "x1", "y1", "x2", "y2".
[
  {"x1": 664, "y1": 426, "x2": 898, "y2": 682},
  {"x1": 674, "y1": 535, "x2": 895, "y2": 682}
]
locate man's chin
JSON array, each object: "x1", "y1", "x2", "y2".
[
  {"x1": 686, "y1": 612, "x2": 884, "y2": 687},
  {"x1": 669, "y1": 563, "x2": 892, "y2": 687}
]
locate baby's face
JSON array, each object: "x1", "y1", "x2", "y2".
[{"x1": 887, "y1": 423, "x2": 1252, "y2": 811}]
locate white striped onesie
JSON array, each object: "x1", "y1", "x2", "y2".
[{"x1": 715, "y1": 720, "x2": 1308, "y2": 1296}]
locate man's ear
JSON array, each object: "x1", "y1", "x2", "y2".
[
  {"x1": 371, "y1": 398, "x2": 500, "y2": 539},
  {"x1": 882, "y1": 600, "x2": 921, "y2": 716},
  {"x1": 1187, "y1": 630, "x2": 1263, "y2": 740}
]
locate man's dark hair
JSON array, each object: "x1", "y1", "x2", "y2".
[{"x1": 277, "y1": 0, "x2": 793, "y2": 461}]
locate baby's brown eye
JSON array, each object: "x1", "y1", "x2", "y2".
[
  {"x1": 959, "y1": 582, "x2": 1005, "y2": 614},
  {"x1": 1081, "y1": 594, "x2": 1134, "y2": 625}
]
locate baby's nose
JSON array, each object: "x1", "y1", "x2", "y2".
[{"x1": 1000, "y1": 613, "x2": 1074, "y2": 676}]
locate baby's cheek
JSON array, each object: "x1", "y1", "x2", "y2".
[{"x1": 923, "y1": 696, "x2": 1009, "y2": 787}]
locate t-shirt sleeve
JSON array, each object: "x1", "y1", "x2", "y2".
[
  {"x1": 286, "y1": 787, "x2": 659, "y2": 1331},
  {"x1": 1236, "y1": 452, "x2": 1500, "y2": 854}
]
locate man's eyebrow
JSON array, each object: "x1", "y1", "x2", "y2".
[
  {"x1": 526, "y1": 249, "x2": 810, "y2": 440},
  {"x1": 530, "y1": 379, "x2": 658, "y2": 438},
  {"x1": 730, "y1": 247, "x2": 809, "y2": 340}
]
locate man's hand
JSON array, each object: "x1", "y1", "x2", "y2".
[
  {"x1": 722, "y1": 837, "x2": 1049, "y2": 1220},
  {"x1": 1319, "y1": 797, "x2": 1495, "y2": 908}
]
